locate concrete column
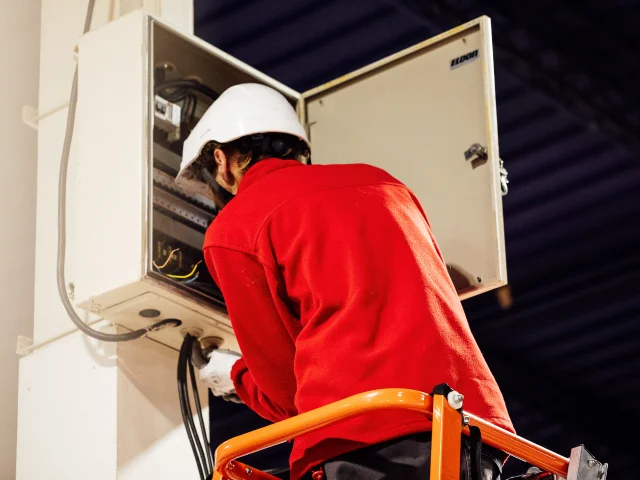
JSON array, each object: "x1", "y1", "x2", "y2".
[
  {"x1": 17, "y1": 2, "x2": 204, "y2": 478},
  {"x1": 0, "y1": 1, "x2": 40, "y2": 477}
]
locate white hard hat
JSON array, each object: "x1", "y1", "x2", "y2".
[{"x1": 176, "y1": 83, "x2": 310, "y2": 195}]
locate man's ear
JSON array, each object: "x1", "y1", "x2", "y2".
[
  {"x1": 214, "y1": 148, "x2": 234, "y2": 187},
  {"x1": 214, "y1": 148, "x2": 227, "y2": 172}
]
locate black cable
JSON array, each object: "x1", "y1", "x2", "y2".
[
  {"x1": 155, "y1": 79, "x2": 219, "y2": 101},
  {"x1": 178, "y1": 336, "x2": 206, "y2": 479},
  {"x1": 183, "y1": 338, "x2": 211, "y2": 477},
  {"x1": 180, "y1": 95, "x2": 191, "y2": 122},
  {"x1": 156, "y1": 86, "x2": 187, "y2": 103},
  {"x1": 178, "y1": 337, "x2": 204, "y2": 479},
  {"x1": 189, "y1": 352, "x2": 214, "y2": 473},
  {"x1": 180, "y1": 378, "x2": 207, "y2": 479},
  {"x1": 189, "y1": 93, "x2": 198, "y2": 122},
  {"x1": 180, "y1": 381, "x2": 206, "y2": 480}
]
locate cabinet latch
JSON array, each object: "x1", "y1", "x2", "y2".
[
  {"x1": 464, "y1": 143, "x2": 488, "y2": 161},
  {"x1": 464, "y1": 143, "x2": 509, "y2": 196}
]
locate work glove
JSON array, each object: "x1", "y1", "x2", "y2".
[
  {"x1": 221, "y1": 393, "x2": 243, "y2": 404},
  {"x1": 198, "y1": 349, "x2": 241, "y2": 398}
]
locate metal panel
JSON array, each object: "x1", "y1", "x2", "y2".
[
  {"x1": 72, "y1": 13, "x2": 227, "y2": 350},
  {"x1": 301, "y1": 17, "x2": 505, "y2": 298},
  {"x1": 152, "y1": 186, "x2": 214, "y2": 229},
  {"x1": 73, "y1": 12, "x2": 315, "y2": 351},
  {"x1": 102, "y1": 289, "x2": 237, "y2": 352},
  {"x1": 153, "y1": 211, "x2": 205, "y2": 250},
  {"x1": 74, "y1": 11, "x2": 148, "y2": 306}
]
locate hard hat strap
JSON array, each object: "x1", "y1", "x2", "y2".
[{"x1": 251, "y1": 134, "x2": 264, "y2": 165}]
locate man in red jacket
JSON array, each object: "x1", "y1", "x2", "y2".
[{"x1": 176, "y1": 84, "x2": 514, "y2": 479}]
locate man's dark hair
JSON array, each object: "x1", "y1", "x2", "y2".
[{"x1": 188, "y1": 133, "x2": 310, "y2": 209}]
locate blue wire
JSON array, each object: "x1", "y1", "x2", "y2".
[
  {"x1": 183, "y1": 274, "x2": 199, "y2": 284},
  {"x1": 154, "y1": 265, "x2": 199, "y2": 283}
]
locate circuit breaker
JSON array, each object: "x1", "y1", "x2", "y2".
[{"x1": 71, "y1": 11, "x2": 505, "y2": 351}]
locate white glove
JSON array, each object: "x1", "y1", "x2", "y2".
[
  {"x1": 222, "y1": 393, "x2": 243, "y2": 404},
  {"x1": 199, "y1": 349, "x2": 241, "y2": 397}
]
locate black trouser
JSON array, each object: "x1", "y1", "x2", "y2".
[{"x1": 307, "y1": 432, "x2": 506, "y2": 479}]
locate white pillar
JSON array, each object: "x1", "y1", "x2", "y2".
[
  {"x1": 0, "y1": 1, "x2": 40, "y2": 478},
  {"x1": 17, "y1": 2, "x2": 204, "y2": 479}
]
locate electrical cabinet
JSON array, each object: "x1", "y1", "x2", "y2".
[{"x1": 72, "y1": 11, "x2": 505, "y2": 351}]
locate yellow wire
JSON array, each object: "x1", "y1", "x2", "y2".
[
  {"x1": 167, "y1": 260, "x2": 202, "y2": 279},
  {"x1": 153, "y1": 248, "x2": 179, "y2": 270}
]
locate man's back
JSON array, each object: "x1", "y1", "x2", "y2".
[{"x1": 204, "y1": 158, "x2": 513, "y2": 479}]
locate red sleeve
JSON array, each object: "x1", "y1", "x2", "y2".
[
  {"x1": 203, "y1": 246, "x2": 298, "y2": 423},
  {"x1": 229, "y1": 358, "x2": 291, "y2": 423}
]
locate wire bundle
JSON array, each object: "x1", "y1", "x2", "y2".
[
  {"x1": 155, "y1": 79, "x2": 219, "y2": 125},
  {"x1": 182, "y1": 340, "x2": 292, "y2": 478},
  {"x1": 153, "y1": 248, "x2": 179, "y2": 270},
  {"x1": 178, "y1": 334, "x2": 214, "y2": 479},
  {"x1": 167, "y1": 261, "x2": 202, "y2": 281},
  {"x1": 155, "y1": 79, "x2": 219, "y2": 102},
  {"x1": 153, "y1": 248, "x2": 201, "y2": 283}
]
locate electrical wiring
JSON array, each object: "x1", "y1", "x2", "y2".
[
  {"x1": 178, "y1": 336, "x2": 206, "y2": 479},
  {"x1": 189, "y1": 351, "x2": 214, "y2": 473},
  {"x1": 167, "y1": 260, "x2": 202, "y2": 279},
  {"x1": 153, "y1": 248, "x2": 179, "y2": 270},
  {"x1": 189, "y1": 93, "x2": 198, "y2": 122},
  {"x1": 180, "y1": 96, "x2": 190, "y2": 122},
  {"x1": 155, "y1": 79, "x2": 219, "y2": 102},
  {"x1": 152, "y1": 252, "x2": 201, "y2": 284},
  {"x1": 56, "y1": 0, "x2": 179, "y2": 342},
  {"x1": 179, "y1": 92, "x2": 198, "y2": 124},
  {"x1": 178, "y1": 334, "x2": 213, "y2": 479}
]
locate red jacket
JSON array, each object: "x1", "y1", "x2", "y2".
[{"x1": 203, "y1": 158, "x2": 513, "y2": 479}]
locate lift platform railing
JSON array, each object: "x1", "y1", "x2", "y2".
[{"x1": 213, "y1": 388, "x2": 605, "y2": 480}]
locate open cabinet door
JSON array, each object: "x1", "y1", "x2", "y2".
[{"x1": 299, "y1": 17, "x2": 505, "y2": 300}]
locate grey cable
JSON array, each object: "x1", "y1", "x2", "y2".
[
  {"x1": 81, "y1": 0, "x2": 95, "y2": 32},
  {"x1": 56, "y1": 0, "x2": 177, "y2": 342}
]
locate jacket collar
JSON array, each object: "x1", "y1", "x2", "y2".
[{"x1": 236, "y1": 158, "x2": 304, "y2": 195}]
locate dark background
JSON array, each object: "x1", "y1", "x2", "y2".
[{"x1": 195, "y1": 1, "x2": 640, "y2": 476}]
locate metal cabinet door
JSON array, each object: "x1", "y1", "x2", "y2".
[{"x1": 300, "y1": 17, "x2": 506, "y2": 299}]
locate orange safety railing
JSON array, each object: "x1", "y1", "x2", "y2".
[{"x1": 213, "y1": 389, "x2": 570, "y2": 480}]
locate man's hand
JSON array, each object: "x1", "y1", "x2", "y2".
[
  {"x1": 198, "y1": 349, "x2": 241, "y2": 397},
  {"x1": 221, "y1": 393, "x2": 243, "y2": 404}
]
